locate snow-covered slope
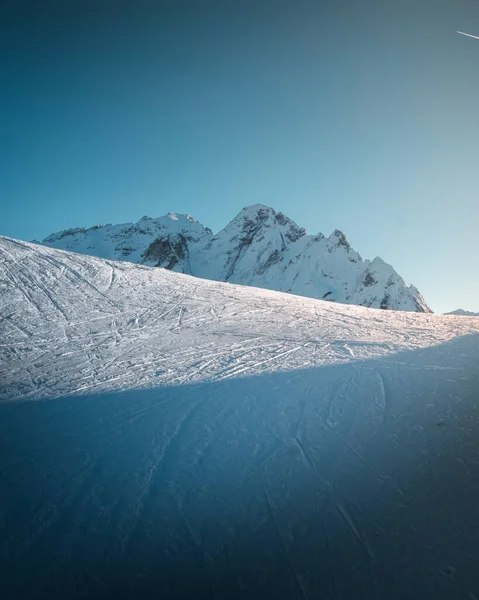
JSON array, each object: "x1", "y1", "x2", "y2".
[
  {"x1": 0, "y1": 236, "x2": 465, "y2": 401},
  {"x1": 1, "y1": 237, "x2": 479, "y2": 600},
  {"x1": 445, "y1": 308, "x2": 479, "y2": 317},
  {"x1": 41, "y1": 205, "x2": 431, "y2": 313}
]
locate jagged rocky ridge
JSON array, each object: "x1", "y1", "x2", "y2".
[{"x1": 41, "y1": 205, "x2": 431, "y2": 312}]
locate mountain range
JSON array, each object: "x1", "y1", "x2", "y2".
[{"x1": 41, "y1": 204, "x2": 431, "y2": 313}]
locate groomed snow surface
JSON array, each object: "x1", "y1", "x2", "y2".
[{"x1": 1, "y1": 236, "x2": 479, "y2": 599}]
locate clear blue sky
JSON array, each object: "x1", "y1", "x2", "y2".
[{"x1": 2, "y1": 0, "x2": 478, "y2": 313}]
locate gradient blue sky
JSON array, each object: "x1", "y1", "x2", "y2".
[{"x1": 2, "y1": 0, "x2": 478, "y2": 313}]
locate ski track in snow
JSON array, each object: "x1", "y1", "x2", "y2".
[
  {"x1": 1, "y1": 236, "x2": 479, "y2": 600},
  {"x1": 1, "y1": 237, "x2": 476, "y2": 403}
]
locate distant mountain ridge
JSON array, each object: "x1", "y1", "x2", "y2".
[
  {"x1": 41, "y1": 204, "x2": 431, "y2": 313},
  {"x1": 445, "y1": 309, "x2": 479, "y2": 317}
]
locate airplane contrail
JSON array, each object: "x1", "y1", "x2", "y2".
[{"x1": 457, "y1": 31, "x2": 479, "y2": 40}]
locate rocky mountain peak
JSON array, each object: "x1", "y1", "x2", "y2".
[
  {"x1": 328, "y1": 229, "x2": 349, "y2": 248},
  {"x1": 224, "y1": 205, "x2": 306, "y2": 245}
]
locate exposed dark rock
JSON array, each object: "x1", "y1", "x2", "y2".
[
  {"x1": 142, "y1": 234, "x2": 187, "y2": 270},
  {"x1": 259, "y1": 249, "x2": 282, "y2": 273},
  {"x1": 330, "y1": 230, "x2": 350, "y2": 250},
  {"x1": 380, "y1": 293, "x2": 391, "y2": 310}
]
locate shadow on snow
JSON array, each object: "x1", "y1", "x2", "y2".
[{"x1": 1, "y1": 333, "x2": 479, "y2": 599}]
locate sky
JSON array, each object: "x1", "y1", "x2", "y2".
[{"x1": 1, "y1": 0, "x2": 479, "y2": 313}]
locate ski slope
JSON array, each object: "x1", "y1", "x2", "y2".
[
  {"x1": 1, "y1": 236, "x2": 479, "y2": 599},
  {"x1": 0, "y1": 236, "x2": 467, "y2": 402}
]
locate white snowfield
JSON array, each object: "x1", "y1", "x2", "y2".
[
  {"x1": 0, "y1": 236, "x2": 468, "y2": 401},
  {"x1": 1, "y1": 235, "x2": 479, "y2": 600}
]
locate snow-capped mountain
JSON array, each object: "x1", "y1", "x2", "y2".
[
  {"x1": 190, "y1": 205, "x2": 430, "y2": 312},
  {"x1": 41, "y1": 204, "x2": 431, "y2": 313},
  {"x1": 42, "y1": 212, "x2": 212, "y2": 267}
]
